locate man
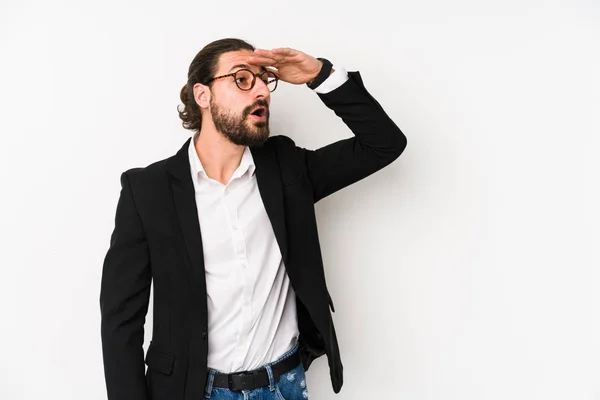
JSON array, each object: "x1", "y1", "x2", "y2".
[{"x1": 100, "y1": 38, "x2": 407, "y2": 400}]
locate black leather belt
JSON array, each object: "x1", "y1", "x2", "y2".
[{"x1": 211, "y1": 350, "x2": 300, "y2": 391}]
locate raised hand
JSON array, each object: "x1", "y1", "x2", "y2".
[{"x1": 248, "y1": 47, "x2": 323, "y2": 85}]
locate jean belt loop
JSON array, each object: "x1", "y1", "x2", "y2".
[
  {"x1": 265, "y1": 364, "x2": 276, "y2": 392},
  {"x1": 204, "y1": 370, "x2": 216, "y2": 398}
]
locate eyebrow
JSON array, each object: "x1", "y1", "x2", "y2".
[{"x1": 227, "y1": 63, "x2": 267, "y2": 73}]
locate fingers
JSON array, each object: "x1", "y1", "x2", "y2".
[
  {"x1": 247, "y1": 55, "x2": 278, "y2": 67},
  {"x1": 253, "y1": 48, "x2": 276, "y2": 56},
  {"x1": 252, "y1": 49, "x2": 285, "y2": 63},
  {"x1": 249, "y1": 47, "x2": 304, "y2": 69},
  {"x1": 254, "y1": 47, "x2": 297, "y2": 56},
  {"x1": 271, "y1": 47, "x2": 299, "y2": 56},
  {"x1": 253, "y1": 47, "x2": 302, "y2": 60}
]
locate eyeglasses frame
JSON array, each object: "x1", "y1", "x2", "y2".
[{"x1": 206, "y1": 68, "x2": 279, "y2": 92}]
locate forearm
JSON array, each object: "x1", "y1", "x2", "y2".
[
  {"x1": 297, "y1": 70, "x2": 407, "y2": 203},
  {"x1": 317, "y1": 71, "x2": 406, "y2": 156}
]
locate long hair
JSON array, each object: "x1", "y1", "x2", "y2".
[{"x1": 177, "y1": 38, "x2": 255, "y2": 132}]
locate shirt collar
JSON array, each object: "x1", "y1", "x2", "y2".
[{"x1": 188, "y1": 133, "x2": 256, "y2": 183}]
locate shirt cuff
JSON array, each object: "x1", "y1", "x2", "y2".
[{"x1": 313, "y1": 65, "x2": 349, "y2": 94}]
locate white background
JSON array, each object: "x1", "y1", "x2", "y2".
[{"x1": 1, "y1": 0, "x2": 598, "y2": 399}]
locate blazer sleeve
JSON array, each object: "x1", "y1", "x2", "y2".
[
  {"x1": 289, "y1": 70, "x2": 407, "y2": 204},
  {"x1": 100, "y1": 170, "x2": 151, "y2": 400}
]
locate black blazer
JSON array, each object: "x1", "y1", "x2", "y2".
[{"x1": 100, "y1": 71, "x2": 407, "y2": 400}]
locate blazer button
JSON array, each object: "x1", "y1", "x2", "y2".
[{"x1": 202, "y1": 331, "x2": 207, "y2": 340}]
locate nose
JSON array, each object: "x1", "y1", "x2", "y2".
[{"x1": 251, "y1": 75, "x2": 271, "y2": 99}]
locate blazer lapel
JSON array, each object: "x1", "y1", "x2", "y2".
[
  {"x1": 165, "y1": 137, "x2": 289, "y2": 277},
  {"x1": 250, "y1": 142, "x2": 289, "y2": 265},
  {"x1": 165, "y1": 138, "x2": 205, "y2": 276}
]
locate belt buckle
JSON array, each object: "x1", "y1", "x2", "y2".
[{"x1": 229, "y1": 371, "x2": 255, "y2": 391}]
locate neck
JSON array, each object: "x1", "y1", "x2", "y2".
[{"x1": 193, "y1": 122, "x2": 245, "y2": 186}]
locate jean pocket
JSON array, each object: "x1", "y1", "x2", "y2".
[
  {"x1": 275, "y1": 385, "x2": 287, "y2": 400},
  {"x1": 275, "y1": 364, "x2": 309, "y2": 400}
]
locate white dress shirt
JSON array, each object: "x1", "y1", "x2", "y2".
[{"x1": 188, "y1": 65, "x2": 348, "y2": 373}]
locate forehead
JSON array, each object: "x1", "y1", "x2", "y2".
[{"x1": 216, "y1": 50, "x2": 266, "y2": 74}]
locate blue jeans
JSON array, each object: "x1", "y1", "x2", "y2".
[{"x1": 204, "y1": 342, "x2": 309, "y2": 400}]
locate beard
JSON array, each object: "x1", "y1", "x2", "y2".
[{"x1": 210, "y1": 97, "x2": 270, "y2": 147}]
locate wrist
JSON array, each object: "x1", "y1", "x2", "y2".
[
  {"x1": 306, "y1": 58, "x2": 334, "y2": 90},
  {"x1": 307, "y1": 60, "x2": 323, "y2": 85}
]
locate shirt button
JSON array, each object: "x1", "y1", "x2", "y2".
[{"x1": 202, "y1": 331, "x2": 207, "y2": 340}]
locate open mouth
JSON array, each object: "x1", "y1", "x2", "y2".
[{"x1": 249, "y1": 107, "x2": 267, "y2": 120}]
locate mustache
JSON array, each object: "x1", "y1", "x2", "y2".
[{"x1": 243, "y1": 99, "x2": 270, "y2": 117}]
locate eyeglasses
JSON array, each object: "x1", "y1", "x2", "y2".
[{"x1": 207, "y1": 69, "x2": 279, "y2": 92}]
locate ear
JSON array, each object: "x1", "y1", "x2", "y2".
[{"x1": 193, "y1": 83, "x2": 211, "y2": 109}]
